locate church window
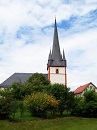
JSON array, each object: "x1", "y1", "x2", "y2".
[{"x1": 56, "y1": 69, "x2": 59, "y2": 74}]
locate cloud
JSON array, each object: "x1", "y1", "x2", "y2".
[{"x1": 0, "y1": 0, "x2": 97, "y2": 91}]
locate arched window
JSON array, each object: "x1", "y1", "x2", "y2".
[{"x1": 56, "y1": 69, "x2": 59, "y2": 74}]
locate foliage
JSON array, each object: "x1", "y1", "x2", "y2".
[
  {"x1": 0, "y1": 87, "x2": 12, "y2": 98},
  {"x1": 0, "y1": 96, "x2": 17, "y2": 120},
  {"x1": 18, "y1": 101, "x2": 25, "y2": 117},
  {"x1": 24, "y1": 92, "x2": 59, "y2": 117},
  {"x1": 66, "y1": 91, "x2": 75, "y2": 113},
  {"x1": 84, "y1": 90, "x2": 97, "y2": 102},
  {"x1": 1, "y1": 73, "x2": 97, "y2": 119},
  {"x1": 71, "y1": 90, "x2": 97, "y2": 118},
  {"x1": 11, "y1": 83, "x2": 26, "y2": 100},
  {"x1": 25, "y1": 73, "x2": 50, "y2": 94},
  {"x1": 26, "y1": 73, "x2": 50, "y2": 87},
  {"x1": 0, "y1": 83, "x2": 26, "y2": 101},
  {"x1": 45, "y1": 84, "x2": 71, "y2": 115},
  {"x1": 83, "y1": 101, "x2": 97, "y2": 118},
  {"x1": 83, "y1": 90, "x2": 97, "y2": 117},
  {"x1": 71, "y1": 97, "x2": 84, "y2": 117}
]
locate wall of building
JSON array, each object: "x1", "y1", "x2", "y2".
[
  {"x1": 0, "y1": 87, "x2": 4, "y2": 91},
  {"x1": 48, "y1": 67, "x2": 66, "y2": 85}
]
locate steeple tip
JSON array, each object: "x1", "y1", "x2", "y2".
[{"x1": 55, "y1": 16, "x2": 57, "y2": 28}]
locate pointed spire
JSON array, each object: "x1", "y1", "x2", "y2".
[
  {"x1": 62, "y1": 49, "x2": 67, "y2": 67},
  {"x1": 47, "y1": 48, "x2": 53, "y2": 69},
  {"x1": 52, "y1": 17, "x2": 62, "y2": 62},
  {"x1": 63, "y1": 49, "x2": 66, "y2": 60},
  {"x1": 47, "y1": 18, "x2": 67, "y2": 68},
  {"x1": 55, "y1": 16, "x2": 57, "y2": 28},
  {"x1": 48, "y1": 48, "x2": 52, "y2": 60}
]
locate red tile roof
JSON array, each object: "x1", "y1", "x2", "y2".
[{"x1": 74, "y1": 82, "x2": 91, "y2": 94}]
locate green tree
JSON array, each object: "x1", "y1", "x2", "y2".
[
  {"x1": 11, "y1": 82, "x2": 26, "y2": 100},
  {"x1": 83, "y1": 90, "x2": 97, "y2": 117},
  {"x1": 0, "y1": 87, "x2": 12, "y2": 98},
  {"x1": 71, "y1": 97, "x2": 84, "y2": 117},
  {"x1": 84, "y1": 90, "x2": 97, "y2": 102},
  {"x1": 71, "y1": 90, "x2": 97, "y2": 118},
  {"x1": 25, "y1": 73, "x2": 50, "y2": 94},
  {"x1": 45, "y1": 84, "x2": 70, "y2": 116},
  {"x1": 66, "y1": 91, "x2": 75, "y2": 113}
]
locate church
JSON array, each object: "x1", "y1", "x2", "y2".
[{"x1": 0, "y1": 18, "x2": 67, "y2": 88}]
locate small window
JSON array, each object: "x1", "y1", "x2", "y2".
[{"x1": 56, "y1": 69, "x2": 59, "y2": 74}]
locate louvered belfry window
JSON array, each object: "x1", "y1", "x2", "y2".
[{"x1": 56, "y1": 69, "x2": 59, "y2": 74}]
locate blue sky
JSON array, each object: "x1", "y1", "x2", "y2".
[{"x1": 0, "y1": 0, "x2": 97, "y2": 90}]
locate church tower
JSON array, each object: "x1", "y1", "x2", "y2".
[{"x1": 47, "y1": 18, "x2": 67, "y2": 86}]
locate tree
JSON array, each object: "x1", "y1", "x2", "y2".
[
  {"x1": 45, "y1": 84, "x2": 70, "y2": 116},
  {"x1": 0, "y1": 87, "x2": 12, "y2": 98},
  {"x1": 66, "y1": 91, "x2": 75, "y2": 113},
  {"x1": 26, "y1": 73, "x2": 50, "y2": 86},
  {"x1": 11, "y1": 82, "x2": 26, "y2": 100},
  {"x1": 71, "y1": 90, "x2": 97, "y2": 118},
  {"x1": 71, "y1": 97, "x2": 84, "y2": 117},
  {"x1": 25, "y1": 73, "x2": 50, "y2": 94},
  {"x1": 84, "y1": 90, "x2": 97, "y2": 102},
  {"x1": 83, "y1": 90, "x2": 97, "y2": 117}
]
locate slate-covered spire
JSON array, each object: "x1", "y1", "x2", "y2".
[
  {"x1": 63, "y1": 49, "x2": 66, "y2": 60},
  {"x1": 62, "y1": 49, "x2": 67, "y2": 67},
  {"x1": 47, "y1": 18, "x2": 67, "y2": 69},
  {"x1": 47, "y1": 48, "x2": 53, "y2": 67},
  {"x1": 48, "y1": 48, "x2": 52, "y2": 60},
  {"x1": 52, "y1": 17, "x2": 62, "y2": 62}
]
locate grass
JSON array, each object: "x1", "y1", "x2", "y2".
[
  {"x1": 0, "y1": 117, "x2": 97, "y2": 130},
  {"x1": 10, "y1": 110, "x2": 41, "y2": 121}
]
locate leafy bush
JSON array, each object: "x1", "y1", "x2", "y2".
[
  {"x1": 71, "y1": 90, "x2": 97, "y2": 118},
  {"x1": 18, "y1": 100, "x2": 25, "y2": 117},
  {"x1": 11, "y1": 83, "x2": 26, "y2": 100},
  {"x1": 45, "y1": 84, "x2": 71, "y2": 115},
  {"x1": 84, "y1": 90, "x2": 97, "y2": 102},
  {"x1": 0, "y1": 97, "x2": 17, "y2": 119},
  {"x1": 71, "y1": 97, "x2": 84, "y2": 116},
  {"x1": 24, "y1": 92, "x2": 59, "y2": 117},
  {"x1": 83, "y1": 90, "x2": 97, "y2": 117}
]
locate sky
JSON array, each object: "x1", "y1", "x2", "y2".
[{"x1": 0, "y1": 0, "x2": 97, "y2": 90}]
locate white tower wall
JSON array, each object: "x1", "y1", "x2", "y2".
[{"x1": 48, "y1": 67, "x2": 66, "y2": 85}]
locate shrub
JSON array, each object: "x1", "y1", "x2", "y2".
[
  {"x1": 0, "y1": 97, "x2": 17, "y2": 120},
  {"x1": 24, "y1": 92, "x2": 59, "y2": 117},
  {"x1": 71, "y1": 97, "x2": 84, "y2": 117},
  {"x1": 11, "y1": 83, "x2": 26, "y2": 100},
  {"x1": 71, "y1": 91, "x2": 97, "y2": 118}
]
